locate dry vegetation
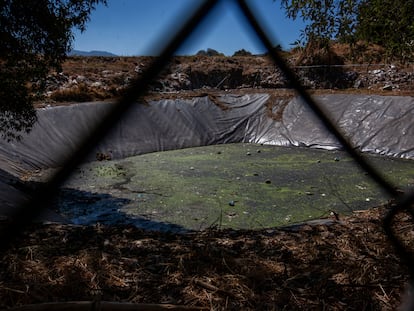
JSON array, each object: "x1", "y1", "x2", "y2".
[
  {"x1": 1, "y1": 205, "x2": 413, "y2": 310},
  {"x1": 38, "y1": 45, "x2": 414, "y2": 108}
]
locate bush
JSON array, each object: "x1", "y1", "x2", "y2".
[
  {"x1": 233, "y1": 49, "x2": 252, "y2": 56},
  {"x1": 196, "y1": 48, "x2": 224, "y2": 56},
  {"x1": 50, "y1": 84, "x2": 93, "y2": 102}
]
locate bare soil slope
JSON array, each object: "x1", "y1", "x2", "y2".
[{"x1": 39, "y1": 49, "x2": 414, "y2": 108}]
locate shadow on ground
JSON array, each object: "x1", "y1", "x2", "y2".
[{"x1": 54, "y1": 188, "x2": 188, "y2": 232}]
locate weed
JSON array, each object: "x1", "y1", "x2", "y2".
[{"x1": 50, "y1": 83, "x2": 93, "y2": 102}]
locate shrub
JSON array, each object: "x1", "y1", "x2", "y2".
[
  {"x1": 233, "y1": 49, "x2": 252, "y2": 56},
  {"x1": 196, "y1": 48, "x2": 224, "y2": 56},
  {"x1": 50, "y1": 84, "x2": 93, "y2": 102}
]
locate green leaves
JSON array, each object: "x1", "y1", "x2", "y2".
[
  {"x1": 278, "y1": 0, "x2": 359, "y2": 46},
  {"x1": 356, "y1": 0, "x2": 414, "y2": 62},
  {"x1": 0, "y1": 0, "x2": 106, "y2": 140},
  {"x1": 277, "y1": 0, "x2": 414, "y2": 63}
]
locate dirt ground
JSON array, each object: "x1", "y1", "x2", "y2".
[
  {"x1": 0, "y1": 204, "x2": 413, "y2": 310},
  {"x1": 37, "y1": 45, "x2": 414, "y2": 109}
]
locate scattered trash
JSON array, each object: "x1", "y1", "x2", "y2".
[
  {"x1": 226, "y1": 211, "x2": 237, "y2": 218},
  {"x1": 382, "y1": 84, "x2": 393, "y2": 91}
]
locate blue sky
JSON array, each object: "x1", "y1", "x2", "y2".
[{"x1": 72, "y1": 0, "x2": 305, "y2": 56}]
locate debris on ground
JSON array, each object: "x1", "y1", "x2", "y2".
[{"x1": 0, "y1": 205, "x2": 412, "y2": 310}]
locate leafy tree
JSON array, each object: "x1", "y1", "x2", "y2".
[
  {"x1": 195, "y1": 49, "x2": 208, "y2": 56},
  {"x1": 233, "y1": 49, "x2": 252, "y2": 56},
  {"x1": 0, "y1": 0, "x2": 106, "y2": 140},
  {"x1": 277, "y1": 0, "x2": 414, "y2": 63},
  {"x1": 355, "y1": 0, "x2": 414, "y2": 62},
  {"x1": 196, "y1": 48, "x2": 224, "y2": 57},
  {"x1": 279, "y1": 0, "x2": 358, "y2": 46}
]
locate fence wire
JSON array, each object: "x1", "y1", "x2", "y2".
[{"x1": 1, "y1": 0, "x2": 414, "y2": 306}]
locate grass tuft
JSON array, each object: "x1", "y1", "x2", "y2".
[{"x1": 50, "y1": 84, "x2": 93, "y2": 102}]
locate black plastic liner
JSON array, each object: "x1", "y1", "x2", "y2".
[{"x1": 0, "y1": 93, "x2": 413, "y2": 219}]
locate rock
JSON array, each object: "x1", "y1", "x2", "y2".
[
  {"x1": 226, "y1": 211, "x2": 237, "y2": 217},
  {"x1": 76, "y1": 75, "x2": 86, "y2": 82},
  {"x1": 91, "y1": 81, "x2": 103, "y2": 88}
]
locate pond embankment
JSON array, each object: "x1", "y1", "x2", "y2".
[{"x1": 0, "y1": 93, "x2": 413, "y2": 229}]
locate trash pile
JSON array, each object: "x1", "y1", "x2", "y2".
[{"x1": 41, "y1": 56, "x2": 414, "y2": 104}]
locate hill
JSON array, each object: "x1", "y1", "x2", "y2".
[{"x1": 67, "y1": 49, "x2": 118, "y2": 57}]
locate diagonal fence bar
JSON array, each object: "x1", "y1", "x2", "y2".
[
  {"x1": 237, "y1": 0, "x2": 399, "y2": 199},
  {"x1": 383, "y1": 191, "x2": 414, "y2": 279},
  {"x1": 1, "y1": 0, "x2": 413, "y2": 307},
  {"x1": 237, "y1": 0, "x2": 414, "y2": 291},
  {"x1": 0, "y1": 0, "x2": 220, "y2": 252}
]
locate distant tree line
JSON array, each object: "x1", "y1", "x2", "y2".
[{"x1": 197, "y1": 48, "x2": 284, "y2": 57}]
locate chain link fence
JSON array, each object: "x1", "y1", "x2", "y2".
[{"x1": 1, "y1": 0, "x2": 413, "y2": 308}]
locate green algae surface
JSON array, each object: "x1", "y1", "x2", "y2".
[{"x1": 59, "y1": 144, "x2": 414, "y2": 230}]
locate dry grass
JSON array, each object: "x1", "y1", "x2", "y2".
[
  {"x1": 0, "y1": 205, "x2": 411, "y2": 310},
  {"x1": 37, "y1": 48, "x2": 414, "y2": 108},
  {"x1": 50, "y1": 84, "x2": 94, "y2": 102}
]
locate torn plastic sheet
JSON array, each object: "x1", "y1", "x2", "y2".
[{"x1": 0, "y1": 93, "x2": 413, "y2": 179}]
